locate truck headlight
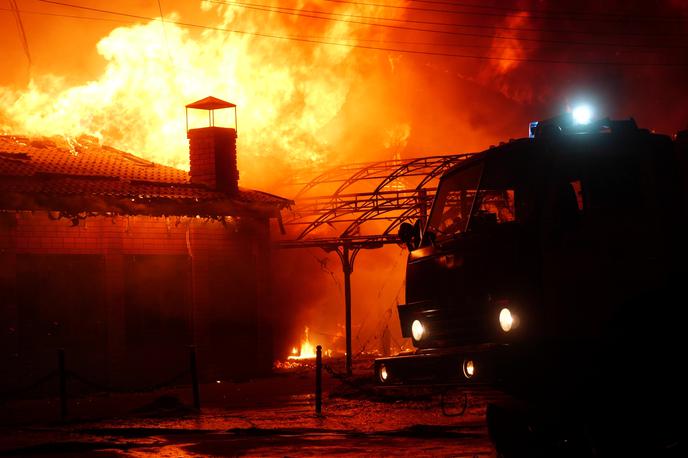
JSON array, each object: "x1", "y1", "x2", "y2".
[
  {"x1": 462, "y1": 359, "x2": 475, "y2": 379},
  {"x1": 411, "y1": 319, "x2": 425, "y2": 341},
  {"x1": 499, "y1": 307, "x2": 515, "y2": 332},
  {"x1": 378, "y1": 364, "x2": 389, "y2": 382}
]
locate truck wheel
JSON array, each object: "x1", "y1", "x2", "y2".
[
  {"x1": 487, "y1": 402, "x2": 595, "y2": 458},
  {"x1": 486, "y1": 402, "x2": 541, "y2": 458}
]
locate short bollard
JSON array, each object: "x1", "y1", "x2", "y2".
[
  {"x1": 189, "y1": 346, "x2": 201, "y2": 410},
  {"x1": 315, "y1": 345, "x2": 322, "y2": 415},
  {"x1": 58, "y1": 348, "x2": 67, "y2": 419}
]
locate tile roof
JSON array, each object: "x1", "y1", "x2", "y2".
[{"x1": 0, "y1": 135, "x2": 292, "y2": 217}]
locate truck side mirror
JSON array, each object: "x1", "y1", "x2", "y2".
[{"x1": 399, "y1": 220, "x2": 421, "y2": 250}]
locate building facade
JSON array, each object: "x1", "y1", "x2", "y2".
[{"x1": 0, "y1": 101, "x2": 290, "y2": 391}]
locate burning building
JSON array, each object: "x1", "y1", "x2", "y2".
[{"x1": 0, "y1": 98, "x2": 291, "y2": 391}]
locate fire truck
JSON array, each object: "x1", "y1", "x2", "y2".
[{"x1": 375, "y1": 110, "x2": 686, "y2": 456}]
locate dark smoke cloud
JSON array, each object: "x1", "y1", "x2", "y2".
[{"x1": 398, "y1": 0, "x2": 688, "y2": 136}]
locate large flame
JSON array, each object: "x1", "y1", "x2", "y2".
[
  {"x1": 0, "y1": 1, "x2": 405, "y2": 188},
  {"x1": 288, "y1": 326, "x2": 318, "y2": 360}
]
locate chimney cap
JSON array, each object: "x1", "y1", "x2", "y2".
[
  {"x1": 186, "y1": 96, "x2": 236, "y2": 110},
  {"x1": 185, "y1": 96, "x2": 238, "y2": 133}
]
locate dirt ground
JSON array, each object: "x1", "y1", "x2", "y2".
[{"x1": 0, "y1": 359, "x2": 497, "y2": 457}]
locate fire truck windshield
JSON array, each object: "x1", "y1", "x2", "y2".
[{"x1": 426, "y1": 158, "x2": 518, "y2": 241}]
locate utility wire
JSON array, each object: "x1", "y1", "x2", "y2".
[
  {"x1": 405, "y1": 0, "x2": 688, "y2": 22},
  {"x1": 9, "y1": 0, "x2": 32, "y2": 67},
  {"x1": 0, "y1": 7, "x2": 140, "y2": 25},
  {"x1": 156, "y1": 0, "x2": 176, "y2": 71},
  {"x1": 0, "y1": 7, "x2": 668, "y2": 56},
  {"x1": 327, "y1": 0, "x2": 688, "y2": 23},
  {"x1": 206, "y1": 0, "x2": 688, "y2": 50},
  {"x1": 36, "y1": 1, "x2": 688, "y2": 66},
  {"x1": 204, "y1": 0, "x2": 688, "y2": 38},
  {"x1": 17, "y1": 0, "x2": 688, "y2": 52}
]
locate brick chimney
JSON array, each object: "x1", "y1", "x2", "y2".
[{"x1": 185, "y1": 97, "x2": 239, "y2": 194}]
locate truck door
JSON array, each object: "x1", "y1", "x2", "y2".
[{"x1": 539, "y1": 137, "x2": 648, "y2": 341}]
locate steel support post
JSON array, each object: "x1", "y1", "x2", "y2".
[{"x1": 342, "y1": 245, "x2": 353, "y2": 376}]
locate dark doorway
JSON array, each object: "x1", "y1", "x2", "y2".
[
  {"x1": 15, "y1": 254, "x2": 107, "y2": 387},
  {"x1": 124, "y1": 255, "x2": 192, "y2": 385}
]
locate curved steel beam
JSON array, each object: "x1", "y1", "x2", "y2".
[
  {"x1": 412, "y1": 154, "x2": 472, "y2": 191},
  {"x1": 295, "y1": 189, "x2": 429, "y2": 239},
  {"x1": 330, "y1": 159, "x2": 399, "y2": 197},
  {"x1": 293, "y1": 162, "x2": 368, "y2": 200},
  {"x1": 286, "y1": 153, "x2": 475, "y2": 241},
  {"x1": 383, "y1": 206, "x2": 425, "y2": 236},
  {"x1": 340, "y1": 190, "x2": 434, "y2": 237}
]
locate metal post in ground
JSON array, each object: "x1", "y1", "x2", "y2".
[
  {"x1": 342, "y1": 245, "x2": 353, "y2": 376},
  {"x1": 57, "y1": 348, "x2": 67, "y2": 419},
  {"x1": 315, "y1": 345, "x2": 322, "y2": 415},
  {"x1": 189, "y1": 346, "x2": 201, "y2": 410}
]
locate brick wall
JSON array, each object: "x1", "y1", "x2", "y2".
[{"x1": 0, "y1": 211, "x2": 273, "y2": 389}]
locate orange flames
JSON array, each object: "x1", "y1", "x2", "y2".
[
  {"x1": 0, "y1": 1, "x2": 407, "y2": 189},
  {"x1": 287, "y1": 326, "x2": 330, "y2": 360},
  {"x1": 274, "y1": 326, "x2": 332, "y2": 369}
]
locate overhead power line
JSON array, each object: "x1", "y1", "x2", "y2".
[
  {"x1": 405, "y1": 0, "x2": 688, "y2": 22},
  {"x1": 205, "y1": 0, "x2": 688, "y2": 50},
  {"x1": 35, "y1": 0, "x2": 688, "y2": 66},
  {"x1": 9, "y1": 0, "x2": 32, "y2": 66},
  {"x1": 328, "y1": 0, "x2": 688, "y2": 23},
  {"x1": 0, "y1": 6, "x2": 667, "y2": 56},
  {"x1": 157, "y1": 0, "x2": 174, "y2": 68},
  {"x1": 204, "y1": 0, "x2": 688, "y2": 38},
  {"x1": 0, "y1": 7, "x2": 141, "y2": 25}
]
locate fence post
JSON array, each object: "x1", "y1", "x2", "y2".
[
  {"x1": 315, "y1": 345, "x2": 322, "y2": 415},
  {"x1": 57, "y1": 348, "x2": 67, "y2": 419},
  {"x1": 189, "y1": 346, "x2": 201, "y2": 410}
]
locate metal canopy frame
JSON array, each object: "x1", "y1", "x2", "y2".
[
  {"x1": 285, "y1": 154, "x2": 474, "y2": 241},
  {"x1": 278, "y1": 153, "x2": 475, "y2": 375}
]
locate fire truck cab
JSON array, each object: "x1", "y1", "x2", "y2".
[{"x1": 375, "y1": 115, "x2": 686, "y2": 456}]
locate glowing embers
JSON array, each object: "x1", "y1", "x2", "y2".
[
  {"x1": 411, "y1": 319, "x2": 425, "y2": 341},
  {"x1": 462, "y1": 359, "x2": 475, "y2": 379}
]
